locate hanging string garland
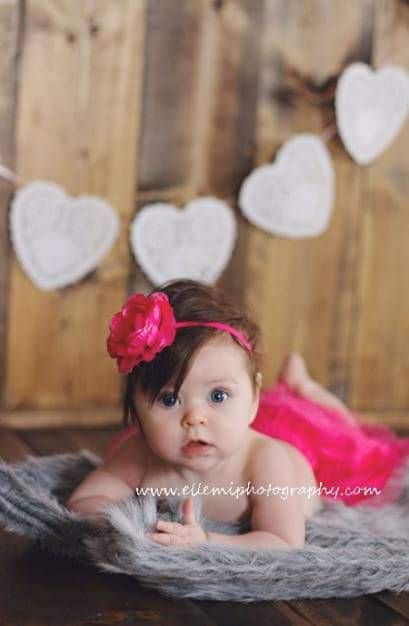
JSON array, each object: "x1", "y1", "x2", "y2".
[
  {"x1": 130, "y1": 197, "x2": 237, "y2": 286},
  {"x1": 0, "y1": 62, "x2": 408, "y2": 290},
  {"x1": 238, "y1": 62, "x2": 408, "y2": 238}
]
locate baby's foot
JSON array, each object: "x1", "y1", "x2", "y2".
[
  {"x1": 279, "y1": 353, "x2": 357, "y2": 425},
  {"x1": 278, "y1": 353, "x2": 310, "y2": 391}
]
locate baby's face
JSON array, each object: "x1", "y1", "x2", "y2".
[{"x1": 133, "y1": 335, "x2": 261, "y2": 473}]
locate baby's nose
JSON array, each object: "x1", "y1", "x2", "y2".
[{"x1": 181, "y1": 409, "x2": 207, "y2": 427}]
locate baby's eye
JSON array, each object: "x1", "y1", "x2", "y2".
[
  {"x1": 210, "y1": 388, "x2": 229, "y2": 404},
  {"x1": 158, "y1": 392, "x2": 179, "y2": 408}
]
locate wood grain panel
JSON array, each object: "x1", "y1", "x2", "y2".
[
  {"x1": 191, "y1": 0, "x2": 265, "y2": 306},
  {"x1": 291, "y1": 596, "x2": 408, "y2": 626},
  {"x1": 351, "y1": 0, "x2": 409, "y2": 410},
  {"x1": 378, "y1": 591, "x2": 409, "y2": 621},
  {"x1": 17, "y1": 426, "x2": 116, "y2": 457},
  {"x1": 0, "y1": 406, "x2": 118, "y2": 428},
  {"x1": 0, "y1": 428, "x2": 33, "y2": 462},
  {"x1": 200, "y1": 599, "x2": 313, "y2": 626},
  {"x1": 4, "y1": 0, "x2": 146, "y2": 411},
  {"x1": 138, "y1": 0, "x2": 206, "y2": 191},
  {"x1": 129, "y1": 0, "x2": 207, "y2": 295},
  {"x1": 249, "y1": 0, "x2": 377, "y2": 392},
  {"x1": 0, "y1": 1, "x2": 19, "y2": 406},
  {"x1": 193, "y1": 0, "x2": 264, "y2": 198}
]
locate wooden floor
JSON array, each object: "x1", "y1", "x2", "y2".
[{"x1": 2, "y1": 426, "x2": 409, "y2": 626}]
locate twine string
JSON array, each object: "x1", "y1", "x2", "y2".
[
  {"x1": 0, "y1": 122, "x2": 339, "y2": 186},
  {"x1": 320, "y1": 123, "x2": 338, "y2": 144},
  {"x1": 0, "y1": 164, "x2": 20, "y2": 185}
]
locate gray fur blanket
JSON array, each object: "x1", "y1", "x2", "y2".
[{"x1": 1, "y1": 449, "x2": 409, "y2": 601}]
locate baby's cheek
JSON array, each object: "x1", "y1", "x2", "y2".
[
  {"x1": 148, "y1": 426, "x2": 178, "y2": 456},
  {"x1": 219, "y1": 421, "x2": 249, "y2": 448}
]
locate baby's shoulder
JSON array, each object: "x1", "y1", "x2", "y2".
[
  {"x1": 246, "y1": 431, "x2": 316, "y2": 494},
  {"x1": 102, "y1": 431, "x2": 149, "y2": 489},
  {"x1": 248, "y1": 430, "x2": 288, "y2": 456},
  {"x1": 246, "y1": 432, "x2": 295, "y2": 477}
]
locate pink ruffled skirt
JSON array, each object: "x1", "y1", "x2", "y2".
[
  {"x1": 105, "y1": 380, "x2": 409, "y2": 507},
  {"x1": 251, "y1": 381, "x2": 409, "y2": 506}
]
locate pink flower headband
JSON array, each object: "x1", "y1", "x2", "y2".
[{"x1": 107, "y1": 291, "x2": 252, "y2": 374}]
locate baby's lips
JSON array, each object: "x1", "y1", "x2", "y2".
[
  {"x1": 183, "y1": 438, "x2": 211, "y2": 447},
  {"x1": 181, "y1": 440, "x2": 215, "y2": 457}
]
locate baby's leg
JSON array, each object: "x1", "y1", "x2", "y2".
[{"x1": 278, "y1": 353, "x2": 357, "y2": 425}]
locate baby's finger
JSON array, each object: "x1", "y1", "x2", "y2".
[
  {"x1": 148, "y1": 532, "x2": 184, "y2": 546},
  {"x1": 182, "y1": 497, "x2": 196, "y2": 525},
  {"x1": 156, "y1": 520, "x2": 186, "y2": 536}
]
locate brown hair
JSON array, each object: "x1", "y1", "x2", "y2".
[{"x1": 122, "y1": 279, "x2": 263, "y2": 427}]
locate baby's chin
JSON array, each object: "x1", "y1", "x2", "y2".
[
  {"x1": 179, "y1": 450, "x2": 218, "y2": 467},
  {"x1": 179, "y1": 445, "x2": 244, "y2": 471}
]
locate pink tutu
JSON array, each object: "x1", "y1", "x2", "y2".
[
  {"x1": 252, "y1": 381, "x2": 409, "y2": 506},
  {"x1": 105, "y1": 380, "x2": 409, "y2": 507}
]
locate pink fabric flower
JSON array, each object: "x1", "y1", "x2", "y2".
[{"x1": 107, "y1": 292, "x2": 176, "y2": 374}]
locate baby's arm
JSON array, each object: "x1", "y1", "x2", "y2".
[
  {"x1": 67, "y1": 470, "x2": 134, "y2": 518},
  {"x1": 207, "y1": 444, "x2": 305, "y2": 549},
  {"x1": 67, "y1": 436, "x2": 145, "y2": 519}
]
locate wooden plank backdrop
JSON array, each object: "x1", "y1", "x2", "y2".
[
  {"x1": 1, "y1": 0, "x2": 146, "y2": 425},
  {"x1": 0, "y1": 2, "x2": 19, "y2": 411},
  {"x1": 0, "y1": 0, "x2": 408, "y2": 429}
]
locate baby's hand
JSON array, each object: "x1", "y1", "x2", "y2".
[{"x1": 147, "y1": 498, "x2": 208, "y2": 547}]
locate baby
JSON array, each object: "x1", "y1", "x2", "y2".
[{"x1": 67, "y1": 279, "x2": 352, "y2": 550}]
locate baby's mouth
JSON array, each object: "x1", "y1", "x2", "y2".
[{"x1": 182, "y1": 439, "x2": 213, "y2": 456}]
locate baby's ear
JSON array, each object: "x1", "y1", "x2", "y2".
[
  {"x1": 255, "y1": 371, "x2": 263, "y2": 389},
  {"x1": 249, "y1": 372, "x2": 262, "y2": 424}
]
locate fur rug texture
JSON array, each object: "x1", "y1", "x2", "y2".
[{"x1": 1, "y1": 449, "x2": 409, "y2": 601}]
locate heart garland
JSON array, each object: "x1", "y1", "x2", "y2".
[
  {"x1": 129, "y1": 197, "x2": 237, "y2": 285},
  {"x1": 1, "y1": 62, "x2": 408, "y2": 290},
  {"x1": 335, "y1": 63, "x2": 409, "y2": 165},
  {"x1": 238, "y1": 134, "x2": 334, "y2": 239},
  {"x1": 9, "y1": 181, "x2": 120, "y2": 290}
]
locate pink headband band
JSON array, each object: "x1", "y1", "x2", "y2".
[
  {"x1": 107, "y1": 291, "x2": 252, "y2": 374},
  {"x1": 175, "y1": 321, "x2": 252, "y2": 351}
]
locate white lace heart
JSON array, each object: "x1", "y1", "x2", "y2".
[
  {"x1": 335, "y1": 63, "x2": 409, "y2": 165},
  {"x1": 238, "y1": 134, "x2": 334, "y2": 239},
  {"x1": 130, "y1": 197, "x2": 237, "y2": 285},
  {"x1": 10, "y1": 181, "x2": 120, "y2": 290}
]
